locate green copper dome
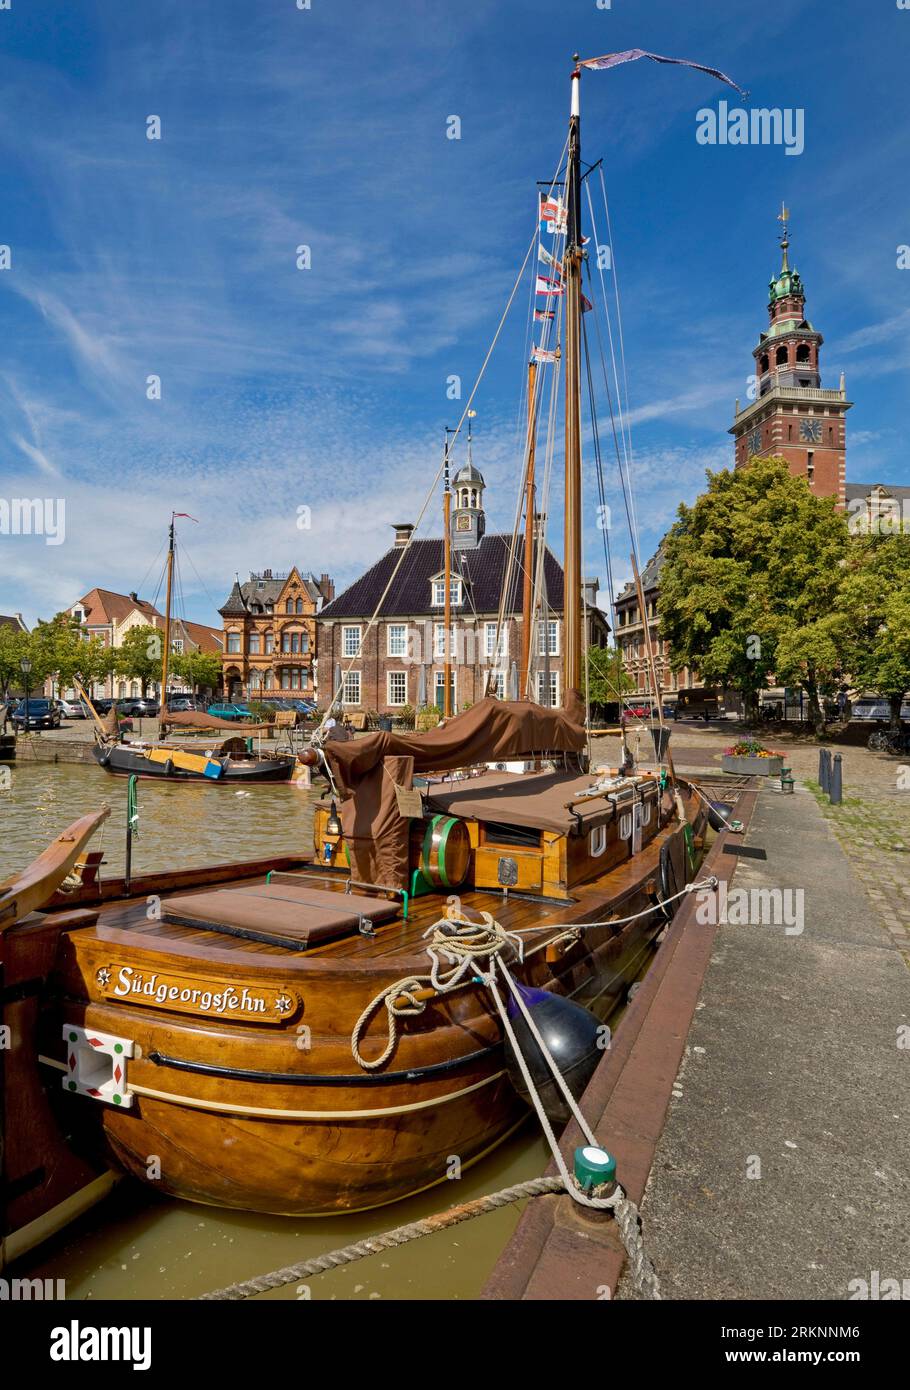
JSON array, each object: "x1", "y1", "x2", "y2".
[{"x1": 769, "y1": 265, "x2": 804, "y2": 304}]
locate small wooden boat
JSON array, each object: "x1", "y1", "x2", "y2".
[{"x1": 91, "y1": 740, "x2": 296, "y2": 783}]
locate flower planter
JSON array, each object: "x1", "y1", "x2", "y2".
[{"x1": 721, "y1": 754, "x2": 783, "y2": 777}]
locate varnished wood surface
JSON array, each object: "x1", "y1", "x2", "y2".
[{"x1": 38, "y1": 788, "x2": 709, "y2": 1215}]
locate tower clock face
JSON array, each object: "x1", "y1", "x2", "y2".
[
  {"x1": 799, "y1": 418, "x2": 822, "y2": 444},
  {"x1": 456, "y1": 514, "x2": 472, "y2": 532},
  {"x1": 747, "y1": 427, "x2": 762, "y2": 455}
]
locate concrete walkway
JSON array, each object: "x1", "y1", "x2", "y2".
[{"x1": 618, "y1": 782, "x2": 910, "y2": 1299}]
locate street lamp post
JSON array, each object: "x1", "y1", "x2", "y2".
[{"x1": 20, "y1": 657, "x2": 32, "y2": 733}]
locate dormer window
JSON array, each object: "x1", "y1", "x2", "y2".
[{"x1": 432, "y1": 576, "x2": 462, "y2": 607}]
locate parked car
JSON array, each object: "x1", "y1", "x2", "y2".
[
  {"x1": 287, "y1": 699, "x2": 317, "y2": 716},
  {"x1": 117, "y1": 698, "x2": 160, "y2": 718},
  {"x1": 621, "y1": 702, "x2": 655, "y2": 722},
  {"x1": 90, "y1": 698, "x2": 115, "y2": 714},
  {"x1": 56, "y1": 697, "x2": 85, "y2": 720},
  {"x1": 206, "y1": 702, "x2": 254, "y2": 722},
  {"x1": 12, "y1": 698, "x2": 63, "y2": 730}
]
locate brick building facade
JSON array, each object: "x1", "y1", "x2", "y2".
[
  {"x1": 317, "y1": 462, "x2": 609, "y2": 716},
  {"x1": 219, "y1": 567, "x2": 334, "y2": 700}
]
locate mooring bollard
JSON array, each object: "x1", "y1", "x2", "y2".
[
  {"x1": 819, "y1": 747, "x2": 830, "y2": 793},
  {"x1": 830, "y1": 753, "x2": 843, "y2": 805}
]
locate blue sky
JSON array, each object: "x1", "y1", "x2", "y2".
[{"x1": 1, "y1": 0, "x2": 908, "y2": 628}]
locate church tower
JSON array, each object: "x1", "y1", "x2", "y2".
[
  {"x1": 730, "y1": 206, "x2": 851, "y2": 505},
  {"x1": 451, "y1": 422, "x2": 486, "y2": 551}
]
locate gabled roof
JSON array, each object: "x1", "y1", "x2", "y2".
[
  {"x1": 75, "y1": 588, "x2": 162, "y2": 627},
  {"x1": 0, "y1": 612, "x2": 28, "y2": 633},
  {"x1": 319, "y1": 533, "x2": 565, "y2": 620},
  {"x1": 220, "y1": 570, "x2": 325, "y2": 616},
  {"x1": 151, "y1": 616, "x2": 223, "y2": 652},
  {"x1": 845, "y1": 481, "x2": 910, "y2": 504}
]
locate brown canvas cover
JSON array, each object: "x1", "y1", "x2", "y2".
[
  {"x1": 160, "y1": 710, "x2": 275, "y2": 734},
  {"x1": 322, "y1": 693, "x2": 586, "y2": 890},
  {"x1": 339, "y1": 754, "x2": 415, "y2": 890},
  {"x1": 424, "y1": 768, "x2": 625, "y2": 835},
  {"x1": 163, "y1": 881, "x2": 399, "y2": 950},
  {"x1": 323, "y1": 692, "x2": 586, "y2": 797}
]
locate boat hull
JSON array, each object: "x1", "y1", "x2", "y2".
[
  {"x1": 52, "y1": 799, "x2": 705, "y2": 1216},
  {"x1": 92, "y1": 744, "x2": 295, "y2": 783}
]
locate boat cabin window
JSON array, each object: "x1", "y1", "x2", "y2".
[
  {"x1": 619, "y1": 812, "x2": 632, "y2": 840},
  {"x1": 589, "y1": 824, "x2": 607, "y2": 857}
]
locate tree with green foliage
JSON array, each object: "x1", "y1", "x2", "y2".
[
  {"x1": 836, "y1": 532, "x2": 910, "y2": 729},
  {"x1": 171, "y1": 648, "x2": 222, "y2": 696},
  {"x1": 659, "y1": 457, "x2": 849, "y2": 730},
  {"x1": 586, "y1": 644, "x2": 632, "y2": 712},
  {"x1": 0, "y1": 621, "x2": 29, "y2": 700},
  {"x1": 114, "y1": 624, "x2": 163, "y2": 697}
]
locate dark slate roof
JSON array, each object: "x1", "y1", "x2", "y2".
[
  {"x1": 320, "y1": 533, "x2": 565, "y2": 620},
  {"x1": 615, "y1": 547, "x2": 664, "y2": 606},
  {"x1": 219, "y1": 572, "x2": 325, "y2": 617},
  {"x1": 219, "y1": 580, "x2": 248, "y2": 617},
  {"x1": 845, "y1": 481, "x2": 910, "y2": 504},
  {"x1": 0, "y1": 613, "x2": 28, "y2": 632}
]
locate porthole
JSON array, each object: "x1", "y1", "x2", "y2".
[
  {"x1": 619, "y1": 813, "x2": 632, "y2": 841},
  {"x1": 590, "y1": 824, "x2": 607, "y2": 857}
]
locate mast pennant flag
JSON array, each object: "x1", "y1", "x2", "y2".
[{"x1": 580, "y1": 49, "x2": 747, "y2": 98}]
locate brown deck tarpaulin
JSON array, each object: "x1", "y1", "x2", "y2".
[
  {"x1": 322, "y1": 694, "x2": 587, "y2": 889},
  {"x1": 160, "y1": 710, "x2": 276, "y2": 734},
  {"x1": 424, "y1": 769, "x2": 619, "y2": 835},
  {"x1": 323, "y1": 693, "x2": 586, "y2": 798}
]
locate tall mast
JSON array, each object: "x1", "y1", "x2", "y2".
[
  {"x1": 563, "y1": 58, "x2": 583, "y2": 695},
  {"x1": 161, "y1": 514, "x2": 175, "y2": 706},
  {"x1": 520, "y1": 359, "x2": 538, "y2": 698},
  {"x1": 442, "y1": 434, "x2": 452, "y2": 717}
]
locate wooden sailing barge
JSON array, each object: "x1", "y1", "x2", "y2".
[{"x1": 0, "y1": 54, "x2": 734, "y2": 1259}]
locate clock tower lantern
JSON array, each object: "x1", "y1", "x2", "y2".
[
  {"x1": 451, "y1": 427, "x2": 486, "y2": 552},
  {"x1": 730, "y1": 206, "x2": 851, "y2": 505}
]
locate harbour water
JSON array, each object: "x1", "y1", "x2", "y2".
[{"x1": 2, "y1": 762, "x2": 549, "y2": 1299}]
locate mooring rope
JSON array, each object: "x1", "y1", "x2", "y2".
[{"x1": 197, "y1": 1176, "x2": 568, "y2": 1301}]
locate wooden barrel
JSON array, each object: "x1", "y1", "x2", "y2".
[{"x1": 417, "y1": 815, "x2": 471, "y2": 889}]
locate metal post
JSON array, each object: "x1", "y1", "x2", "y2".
[
  {"x1": 819, "y1": 748, "x2": 829, "y2": 793},
  {"x1": 830, "y1": 753, "x2": 843, "y2": 805},
  {"x1": 125, "y1": 774, "x2": 138, "y2": 892}
]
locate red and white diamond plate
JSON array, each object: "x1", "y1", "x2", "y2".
[{"x1": 62, "y1": 1023, "x2": 135, "y2": 1108}]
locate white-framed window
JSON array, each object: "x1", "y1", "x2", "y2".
[
  {"x1": 490, "y1": 670, "x2": 505, "y2": 699},
  {"x1": 264, "y1": 631, "x2": 274, "y2": 654},
  {"x1": 342, "y1": 671, "x2": 361, "y2": 705},
  {"x1": 536, "y1": 669, "x2": 559, "y2": 707},
  {"x1": 537, "y1": 619, "x2": 559, "y2": 657},
  {"x1": 619, "y1": 812, "x2": 632, "y2": 840},
  {"x1": 641, "y1": 800, "x2": 652, "y2": 827},
  {"x1": 247, "y1": 633, "x2": 260, "y2": 655},
  {"x1": 589, "y1": 824, "x2": 607, "y2": 857},
  {"x1": 281, "y1": 670, "x2": 291, "y2": 690},
  {"x1": 171, "y1": 638, "x2": 184, "y2": 654},
  {"x1": 226, "y1": 631, "x2": 241, "y2": 654},
  {"x1": 342, "y1": 625, "x2": 362, "y2": 658},
  {"x1": 387, "y1": 624, "x2": 407, "y2": 657},
  {"x1": 434, "y1": 623, "x2": 455, "y2": 659},
  {"x1": 387, "y1": 671, "x2": 407, "y2": 706},
  {"x1": 484, "y1": 622, "x2": 498, "y2": 660},
  {"x1": 432, "y1": 577, "x2": 462, "y2": 607}
]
